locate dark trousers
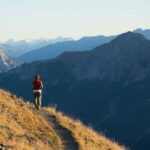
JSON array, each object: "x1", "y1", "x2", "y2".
[{"x1": 33, "y1": 92, "x2": 42, "y2": 109}]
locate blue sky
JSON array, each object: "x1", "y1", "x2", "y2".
[{"x1": 0, "y1": 0, "x2": 149, "y2": 41}]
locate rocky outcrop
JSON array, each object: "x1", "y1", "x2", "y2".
[{"x1": 0, "y1": 48, "x2": 21, "y2": 73}]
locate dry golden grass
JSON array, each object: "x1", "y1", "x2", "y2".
[
  {"x1": 0, "y1": 89, "x2": 63, "y2": 150},
  {"x1": 46, "y1": 107, "x2": 126, "y2": 150},
  {"x1": 0, "y1": 89, "x2": 126, "y2": 150}
]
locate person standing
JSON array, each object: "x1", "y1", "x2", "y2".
[{"x1": 32, "y1": 74, "x2": 43, "y2": 110}]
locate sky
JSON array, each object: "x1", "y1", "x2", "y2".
[{"x1": 0, "y1": 0, "x2": 149, "y2": 42}]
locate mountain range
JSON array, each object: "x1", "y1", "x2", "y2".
[
  {"x1": 2, "y1": 37, "x2": 72, "y2": 57},
  {"x1": 19, "y1": 35, "x2": 115, "y2": 62},
  {"x1": 1, "y1": 32, "x2": 150, "y2": 149},
  {"x1": 18, "y1": 28, "x2": 150, "y2": 63},
  {"x1": 0, "y1": 28, "x2": 149, "y2": 64}
]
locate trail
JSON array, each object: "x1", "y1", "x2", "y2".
[{"x1": 36, "y1": 109, "x2": 79, "y2": 150}]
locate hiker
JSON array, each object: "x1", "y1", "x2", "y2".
[{"x1": 33, "y1": 74, "x2": 43, "y2": 110}]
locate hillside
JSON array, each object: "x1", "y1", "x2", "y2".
[
  {"x1": 0, "y1": 89, "x2": 125, "y2": 150},
  {"x1": 1, "y1": 32, "x2": 150, "y2": 149},
  {"x1": 19, "y1": 35, "x2": 115, "y2": 62}
]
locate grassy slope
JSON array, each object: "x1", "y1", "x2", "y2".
[
  {"x1": 44, "y1": 108, "x2": 126, "y2": 150},
  {"x1": 0, "y1": 90, "x2": 63, "y2": 150},
  {"x1": 0, "y1": 89, "x2": 126, "y2": 150}
]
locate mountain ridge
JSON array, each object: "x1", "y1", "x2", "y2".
[
  {"x1": 2, "y1": 37, "x2": 73, "y2": 57},
  {"x1": 56, "y1": 32, "x2": 150, "y2": 82},
  {"x1": 18, "y1": 28, "x2": 150, "y2": 62},
  {"x1": 19, "y1": 35, "x2": 115, "y2": 62},
  {"x1": 2, "y1": 28, "x2": 150, "y2": 60}
]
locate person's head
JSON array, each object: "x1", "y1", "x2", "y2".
[{"x1": 35, "y1": 74, "x2": 40, "y2": 80}]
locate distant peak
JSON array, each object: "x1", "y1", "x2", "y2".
[
  {"x1": 134, "y1": 28, "x2": 150, "y2": 33},
  {"x1": 111, "y1": 31, "x2": 146, "y2": 43},
  {"x1": 120, "y1": 31, "x2": 141, "y2": 36},
  {"x1": 134, "y1": 28, "x2": 143, "y2": 32}
]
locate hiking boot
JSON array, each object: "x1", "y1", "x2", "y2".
[{"x1": 37, "y1": 106, "x2": 41, "y2": 110}]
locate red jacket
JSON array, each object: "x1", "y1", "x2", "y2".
[{"x1": 33, "y1": 80, "x2": 43, "y2": 90}]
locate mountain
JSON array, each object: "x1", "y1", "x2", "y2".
[
  {"x1": 2, "y1": 28, "x2": 149, "y2": 60},
  {"x1": 134, "y1": 28, "x2": 150, "y2": 40},
  {"x1": 2, "y1": 37, "x2": 73, "y2": 57},
  {"x1": 19, "y1": 35, "x2": 115, "y2": 62},
  {"x1": 1, "y1": 32, "x2": 150, "y2": 149},
  {"x1": 0, "y1": 89, "x2": 124, "y2": 150},
  {"x1": 0, "y1": 48, "x2": 21, "y2": 73},
  {"x1": 73, "y1": 31, "x2": 150, "y2": 82}
]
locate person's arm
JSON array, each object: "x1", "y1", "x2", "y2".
[{"x1": 41, "y1": 81, "x2": 43, "y2": 89}]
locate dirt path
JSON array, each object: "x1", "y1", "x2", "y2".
[{"x1": 37, "y1": 109, "x2": 79, "y2": 150}]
